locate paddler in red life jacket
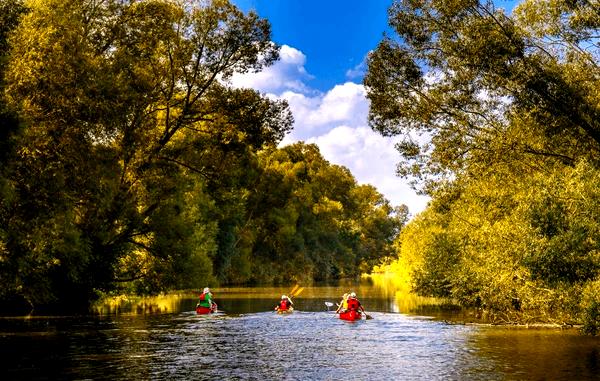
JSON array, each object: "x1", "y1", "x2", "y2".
[
  {"x1": 274, "y1": 295, "x2": 294, "y2": 312},
  {"x1": 346, "y1": 292, "x2": 365, "y2": 314},
  {"x1": 335, "y1": 293, "x2": 349, "y2": 314},
  {"x1": 197, "y1": 287, "x2": 217, "y2": 312}
]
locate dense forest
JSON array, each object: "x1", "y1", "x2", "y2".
[
  {"x1": 3, "y1": 0, "x2": 598, "y2": 336},
  {"x1": 366, "y1": 0, "x2": 600, "y2": 334},
  {"x1": 0, "y1": 0, "x2": 404, "y2": 313}
]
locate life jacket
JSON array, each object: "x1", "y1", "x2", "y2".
[
  {"x1": 198, "y1": 292, "x2": 212, "y2": 308},
  {"x1": 279, "y1": 299, "x2": 289, "y2": 310},
  {"x1": 347, "y1": 298, "x2": 359, "y2": 311}
]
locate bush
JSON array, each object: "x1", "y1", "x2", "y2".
[{"x1": 580, "y1": 280, "x2": 600, "y2": 336}]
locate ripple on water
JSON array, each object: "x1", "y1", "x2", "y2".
[
  {"x1": 1, "y1": 308, "x2": 598, "y2": 380},
  {"x1": 138, "y1": 311, "x2": 489, "y2": 381}
]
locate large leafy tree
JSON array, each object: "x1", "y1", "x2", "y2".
[
  {"x1": 0, "y1": 0, "x2": 29, "y2": 310},
  {"x1": 0, "y1": 0, "x2": 291, "y2": 311},
  {"x1": 365, "y1": 0, "x2": 600, "y2": 191},
  {"x1": 234, "y1": 143, "x2": 404, "y2": 284},
  {"x1": 0, "y1": 0, "x2": 26, "y2": 151},
  {"x1": 366, "y1": 0, "x2": 600, "y2": 331}
]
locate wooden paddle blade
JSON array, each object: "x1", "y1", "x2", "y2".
[
  {"x1": 288, "y1": 284, "x2": 300, "y2": 296},
  {"x1": 365, "y1": 314, "x2": 373, "y2": 320},
  {"x1": 292, "y1": 287, "x2": 304, "y2": 297}
]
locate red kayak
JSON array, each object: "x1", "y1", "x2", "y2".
[
  {"x1": 196, "y1": 303, "x2": 217, "y2": 314},
  {"x1": 339, "y1": 310, "x2": 362, "y2": 321}
]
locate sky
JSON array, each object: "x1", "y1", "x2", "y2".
[{"x1": 229, "y1": 0, "x2": 517, "y2": 217}]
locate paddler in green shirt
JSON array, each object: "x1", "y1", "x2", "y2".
[{"x1": 197, "y1": 287, "x2": 217, "y2": 312}]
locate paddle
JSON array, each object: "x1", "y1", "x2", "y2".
[
  {"x1": 280, "y1": 285, "x2": 303, "y2": 309},
  {"x1": 291, "y1": 286, "x2": 304, "y2": 297},
  {"x1": 362, "y1": 309, "x2": 373, "y2": 320},
  {"x1": 325, "y1": 301, "x2": 346, "y2": 316},
  {"x1": 289, "y1": 284, "x2": 300, "y2": 296}
]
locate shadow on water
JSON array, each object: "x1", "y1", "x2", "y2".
[{"x1": 1, "y1": 278, "x2": 599, "y2": 380}]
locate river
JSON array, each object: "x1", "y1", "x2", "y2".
[{"x1": 1, "y1": 280, "x2": 598, "y2": 380}]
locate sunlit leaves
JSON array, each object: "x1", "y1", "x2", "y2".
[
  {"x1": 230, "y1": 143, "x2": 405, "y2": 284},
  {"x1": 366, "y1": 0, "x2": 600, "y2": 193},
  {"x1": 366, "y1": 0, "x2": 600, "y2": 332},
  {"x1": 387, "y1": 158, "x2": 600, "y2": 328},
  {"x1": 0, "y1": 0, "x2": 286, "y2": 310}
]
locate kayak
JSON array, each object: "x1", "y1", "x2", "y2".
[
  {"x1": 196, "y1": 303, "x2": 217, "y2": 314},
  {"x1": 339, "y1": 310, "x2": 362, "y2": 321}
]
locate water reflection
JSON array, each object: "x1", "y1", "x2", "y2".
[
  {"x1": 0, "y1": 281, "x2": 598, "y2": 380},
  {"x1": 93, "y1": 293, "x2": 191, "y2": 315},
  {"x1": 463, "y1": 328, "x2": 600, "y2": 380},
  {"x1": 92, "y1": 277, "x2": 450, "y2": 317}
]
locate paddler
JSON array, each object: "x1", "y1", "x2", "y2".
[
  {"x1": 275, "y1": 295, "x2": 294, "y2": 312},
  {"x1": 335, "y1": 293, "x2": 349, "y2": 314},
  {"x1": 197, "y1": 287, "x2": 217, "y2": 312},
  {"x1": 346, "y1": 292, "x2": 365, "y2": 315}
]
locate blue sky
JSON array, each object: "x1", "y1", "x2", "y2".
[
  {"x1": 234, "y1": 0, "x2": 392, "y2": 91},
  {"x1": 230, "y1": 0, "x2": 519, "y2": 216}
]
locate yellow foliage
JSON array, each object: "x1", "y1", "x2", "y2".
[
  {"x1": 93, "y1": 292, "x2": 190, "y2": 315},
  {"x1": 312, "y1": 196, "x2": 343, "y2": 215}
]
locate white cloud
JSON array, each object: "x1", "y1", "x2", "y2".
[
  {"x1": 345, "y1": 60, "x2": 367, "y2": 80},
  {"x1": 229, "y1": 44, "x2": 430, "y2": 215},
  {"x1": 277, "y1": 82, "x2": 370, "y2": 142},
  {"x1": 306, "y1": 126, "x2": 430, "y2": 214},
  {"x1": 229, "y1": 45, "x2": 315, "y2": 94},
  {"x1": 313, "y1": 82, "x2": 369, "y2": 126}
]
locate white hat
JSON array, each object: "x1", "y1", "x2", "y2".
[
  {"x1": 350, "y1": 292, "x2": 356, "y2": 298},
  {"x1": 281, "y1": 295, "x2": 287, "y2": 299},
  {"x1": 203, "y1": 287, "x2": 210, "y2": 293}
]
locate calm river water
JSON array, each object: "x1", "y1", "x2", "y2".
[{"x1": 1, "y1": 281, "x2": 598, "y2": 380}]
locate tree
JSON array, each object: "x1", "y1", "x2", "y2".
[
  {"x1": 0, "y1": 0, "x2": 27, "y2": 169},
  {"x1": 367, "y1": 0, "x2": 600, "y2": 332},
  {"x1": 0, "y1": 0, "x2": 28, "y2": 311},
  {"x1": 236, "y1": 143, "x2": 404, "y2": 284},
  {"x1": 364, "y1": 0, "x2": 600, "y2": 193},
  {"x1": 0, "y1": 0, "x2": 290, "y2": 311}
]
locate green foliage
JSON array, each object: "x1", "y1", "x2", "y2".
[
  {"x1": 0, "y1": 0, "x2": 289, "y2": 312},
  {"x1": 386, "y1": 156, "x2": 600, "y2": 327},
  {"x1": 580, "y1": 280, "x2": 600, "y2": 336},
  {"x1": 366, "y1": 0, "x2": 600, "y2": 332},
  {"x1": 0, "y1": 0, "x2": 398, "y2": 312},
  {"x1": 0, "y1": 0, "x2": 26, "y2": 248},
  {"x1": 412, "y1": 232, "x2": 461, "y2": 298},
  {"x1": 523, "y1": 162, "x2": 600, "y2": 286},
  {"x1": 365, "y1": 0, "x2": 600, "y2": 193},
  {"x1": 230, "y1": 143, "x2": 403, "y2": 284}
]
